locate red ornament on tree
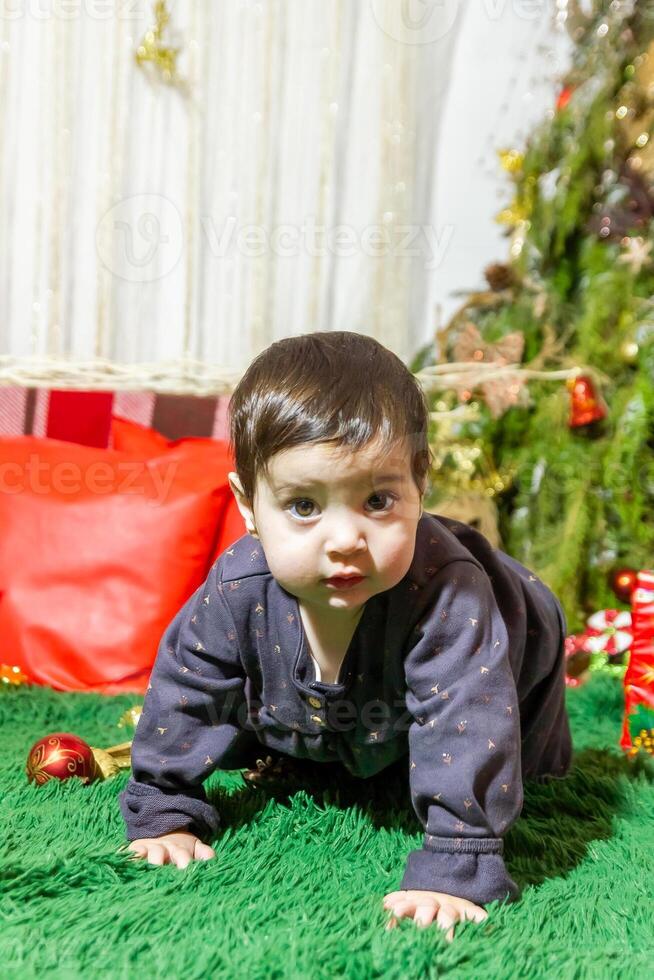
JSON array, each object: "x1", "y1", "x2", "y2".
[
  {"x1": 556, "y1": 86, "x2": 574, "y2": 111},
  {"x1": 609, "y1": 567, "x2": 638, "y2": 604},
  {"x1": 566, "y1": 375, "x2": 608, "y2": 428}
]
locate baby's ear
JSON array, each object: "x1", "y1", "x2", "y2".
[
  {"x1": 227, "y1": 471, "x2": 245, "y2": 500},
  {"x1": 228, "y1": 472, "x2": 258, "y2": 537}
]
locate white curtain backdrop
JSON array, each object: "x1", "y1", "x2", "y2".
[{"x1": 0, "y1": 0, "x2": 571, "y2": 390}]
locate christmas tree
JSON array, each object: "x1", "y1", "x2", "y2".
[{"x1": 412, "y1": 0, "x2": 654, "y2": 633}]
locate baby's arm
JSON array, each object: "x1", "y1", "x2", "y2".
[
  {"x1": 118, "y1": 558, "x2": 249, "y2": 859},
  {"x1": 390, "y1": 559, "x2": 523, "y2": 929}
]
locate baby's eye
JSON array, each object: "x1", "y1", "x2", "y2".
[
  {"x1": 286, "y1": 492, "x2": 397, "y2": 521},
  {"x1": 288, "y1": 498, "x2": 316, "y2": 519},
  {"x1": 366, "y1": 491, "x2": 397, "y2": 512}
]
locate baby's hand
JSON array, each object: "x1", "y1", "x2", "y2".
[
  {"x1": 382, "y1": 889, "x2": 487, "y2": 942},
  {"x1": 126, "y1": 830, "x2": 216, "y2": 869}
]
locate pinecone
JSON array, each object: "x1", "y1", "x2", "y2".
[{"x1": 484, "y1": 262, "x2": 515, "y2": 292}]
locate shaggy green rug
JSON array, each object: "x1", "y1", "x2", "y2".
[{"x1": 2, "y1": 673, "x2": 653, "y2": 979}]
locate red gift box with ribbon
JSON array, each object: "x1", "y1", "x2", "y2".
[{"x1": 620, "y1": 570, "x2": 654, "y2": 756}]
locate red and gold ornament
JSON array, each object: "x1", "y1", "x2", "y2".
[{"x1": 26, "y1": 733, "x2": 132, "y2": 785}]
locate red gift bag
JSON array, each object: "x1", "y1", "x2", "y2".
[
  {"x1": 0, "y1": 435, "x2": 236, "y2": 693},
  {"x1": 620, "y1": 570, "x2": 654, "y2": 756}
]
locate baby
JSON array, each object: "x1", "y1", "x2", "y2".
[{"x1": 119, "y1": 330, "x2": 572, "y2": 941}]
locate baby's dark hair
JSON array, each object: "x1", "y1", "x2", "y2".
[{"x1": 227, "y1": 331, "x2": 433, "y2": 503}]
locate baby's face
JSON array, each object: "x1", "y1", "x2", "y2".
[{"x1": 230, "y1": 435, "x2": 423, "y2": 617}]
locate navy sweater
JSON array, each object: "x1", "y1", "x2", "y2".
[{"x1": 119, "y1": 512, "x2": 572, "y2": 905}]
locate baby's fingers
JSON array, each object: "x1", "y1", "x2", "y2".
[
  {"x1": 167, "y1": 845, "x2": 192, "y2": 869},
  {"x1": 435, "y1": 904, "x2": 459, "y2": 943},
  {"x1": 384, "y1": 900, "x2": 415, "y2": 930},
  {"x1": 461, "y1": 903, "x2": 488, "y2": 924},
  {"x1": 194, "y1": 841, "x2": 216, "y2": 861},
  {"x1": 413, "y1": 904, "x2": 437, "y2": 928},
  {"x1": 144, "y1": 843, "x2": 168, "y2": 866}
]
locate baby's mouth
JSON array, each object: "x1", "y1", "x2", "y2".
[{"x1": 324, "y1": 574, "x2": 365, "y2": 590}]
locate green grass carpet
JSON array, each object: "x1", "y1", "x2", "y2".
[{"x1": 2, "y1": 674, "x2": 653, "y2": 979}]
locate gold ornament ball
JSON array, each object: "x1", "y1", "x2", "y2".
[{"x1": 620, "y1": 339, "x2": 640, "y2": 364}]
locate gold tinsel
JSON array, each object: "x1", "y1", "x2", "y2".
[
  {"x1": 498, "y1": 148, "x2": 525, "y2": 175},
  {"x1": 135, "y1": 0, "x2": 189, "y2": 93}
]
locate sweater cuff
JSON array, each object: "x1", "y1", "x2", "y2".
[
  {"x1": 399, "y1": 836, "x2": 520, "y2": 906},
  {"x1": 118, "y1": 778, "x2": 220, "y2": 843}
]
